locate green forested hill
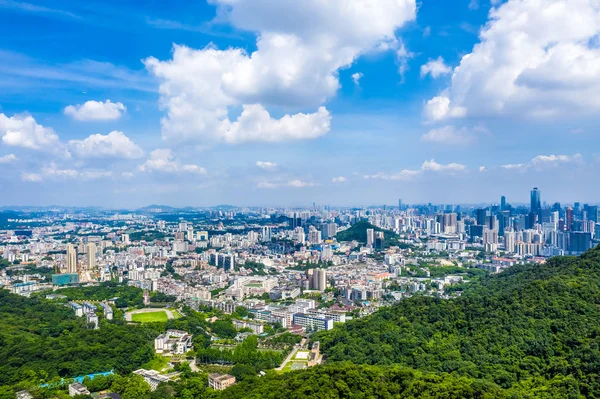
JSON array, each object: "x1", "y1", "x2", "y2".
[
  {"x1": 335, "y1": 220, "x2": 393, "y2": 243},
  {"x1": 216, "y1": 246, "x2": 600, "y2": 398},
  {"x1": 309, "y1": 246, "x2": 600, "y2": 397},
  {"x1": 0, "y1": 290, "x2": 158, "y2": 392}
]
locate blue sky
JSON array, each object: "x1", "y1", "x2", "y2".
[{"x1": 0, "y1": 0, "x2": 599, "y2": 208}]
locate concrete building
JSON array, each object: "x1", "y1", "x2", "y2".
[
  {"x1": 66, "y1": 244, "x2": 78, "y2": 274},
  {"x1": 85, "y1": 242, "x2": 97, "y2": 270},
  {"x1": 133, "y1": 369, "x2": 170, "y2": 391},
  {"x1": 208, "y1": 374, "x2": 236, "y2": 390},
  {"x1": 292, "y1": 313, "x2": 334, "y2": 331},
  {"x1": 154, "y1": 330, "x2": 192, "y2": 355},
  {"x1": 233, "y1": 319, "x2": 264, "y2": 335},
  {"x1": 68, "y1": 383, "x2": 90, "y2": 397}
]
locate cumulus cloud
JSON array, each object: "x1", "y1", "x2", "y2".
[
  {"x1": 502, "y1": 153, "x2": 583, "y2": 171},
  {"x1": 68, "y1": 131, "x2": 144, "y2": 159},
  {"x1": 144, "y1": 0, "x2": 416, "y2": 143},
  {"x1": 64, "y1": 100, "x2": 126, "y2": 121},
  {"x1": 420, "y1": 56, "x2": 452, "y2": 79},
  {"x1": 287, "y1": 179, "x2": 315, "y2": 188},
  {"x1": 365, "y1": 159, "x2": 466, "y2": 180},
  {"x1": 0, "y1": 154, "x2": 16, "y2": 164},
  {"x1": 256, "y1": 161, "x2": 278, "y2": 171},
  {"x1": 138, "y1": 149, "x2": 207, "y2": 174},
  {"x1": 332, "y1": 176, "x2": 347, "y2": 183},
  {"x1": 221, "y1": 105, "x2": 330, "y2": 143},
  {"x1": 351, "y1": 72, "x2": 364, "y2": 86},
  {"x1": 425, "y1": 0, "x2": 600, "y2": 121},
  {"x1": 421, "y1": 125, "x2": 488, "y2": 145},
  {"x1": 0, "y1": 113, "x2": 62, "y2": 151},
  {"x1": 421, "y1": 159, "x2": 466, "y2": 172}
]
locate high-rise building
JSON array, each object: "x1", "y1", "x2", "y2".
[
  {"x1": 66, "y1": 244, "x2": 78, "y2": 274},
  {"x1": 85, "y1": 243, "x2": 96, "y2": 271},
  {"x1": 500, "y1": 196, "x2": 506, "y2": 211},
  {"x1": 261, "y1": 226, "x2": 272, "y2": 242},
  {"x1": 530, "y1": 187, "x2": 541, "y2": 220},
  {"x1": 366, "y1": 228, "x2": 375, "y2": 246},
  {"x1": 310, "y1": 268, "x2": 327, "y2": 292},
  {"x1": 566, "y1": 207, "x2": 574, "y2": 231}
]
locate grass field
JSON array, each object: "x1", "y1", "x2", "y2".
[
  {"x1": 131, "y1": 310, "x2": 169, "y2": 323},
  {"x1": 171, "y1": 309, "x2": 183, "y2": 319}
]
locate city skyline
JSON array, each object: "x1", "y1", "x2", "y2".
[{"x1": 1, "y1": 0, "x2": 600, "y2": 207}]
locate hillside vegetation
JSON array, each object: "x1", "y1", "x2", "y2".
[{"x1": 335, "y1": 220, "x2": 393, "y2": 243}]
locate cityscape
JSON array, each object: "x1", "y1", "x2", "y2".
[{"x1": 2, "y1": 0, "x2": 600, "y2": 398}]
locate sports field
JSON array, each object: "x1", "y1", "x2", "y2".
[{"x1": 131, "y1": 310, "x2": 169, "y2": 323}]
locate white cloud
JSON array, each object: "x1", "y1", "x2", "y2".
[
  {"x1": 21, "y1": 173, "x2": 42, "y2": 182},
  {"x1": 421, "y1": 125, "x2": 488, "y2": 145},
  {"x1": 257, "y1": 179, "x2": 316, "y2": 188},
  {"x1": 0, "y1": 154, "x2": 16, "y2": 163},
  {"x1": 68, "y1": 131, "x2": 144, "y2": 159},
  {"x1": 351, "y1": 72, "x2": 363, "y2": 86},
  {"x1": 479, "y1": 166, "x2": 486, "y2": 172},
  {"x1": 425, "y1": 0, "x2": 600, "y2": 120},
  {"x1": 396, "y1": 40, "x2": 414, "y2": 80},
  {"x1": 364, "y1": 170, "x2": 420, "y2": 181},
  {"x1": 138, "y1": 149, "x2": 207, "y2": 174},
  {"x1": 531, "y1": 153, "x2": 582, "y2": 168},
  {"x1": 365, "y1": 159, "x2": 466, "y2": 180},
  {"x1": 20, "y1": 163, "x2": 114, "y2": 183},
  {"x1": 502, "y1": 163, "x2": 527, "y2": 170},
  {"x1": 144, "y1": 0, "x2": 416, "y2": 143},
  {"x1": 423, "y1": 26, "x2": 431, "y2": 37},
  {"x1": 221, "y1": 105, "x2": 331, "y2": 143},
  {"x1": 420, "y1": 57, "x2": 452, "y2": 79},
  {"x1": 421, "y1": 159, "x2": 466, "y2": 173},
  {"x1": 64, "y1": 100, "x2": 126, "y2": 121},
  {"x1": 256, "y1": 161, "x2": 278, "y2": 171},
  {"x1": 0, "y1": 113, "x2": 62, "y2": 151},
  {"x1": 286, "y1": 179, "x2": 315, "y2": 188},
  {"x1": 424, "y1": 95, "x2": 467, "y2": 122},
  {"x1": 502, "y1": 153, "x2": 583, "y2": 171},
  {"x1": 332, "y1": 176, "x2": 347, "y2": 183}
]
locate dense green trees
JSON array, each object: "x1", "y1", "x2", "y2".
[
  {"x1": 0, "y1": 290, "x2": 158, "y2": 395},
  {"x1": 335, "y1": 220, "x2": 393, "y2": 243},
  {"x1": 312, "y1": 247, "x2": 600, "y2": 397},
  {"x1": 56, "y1": 282, "x2": 144, "y2": 308}
]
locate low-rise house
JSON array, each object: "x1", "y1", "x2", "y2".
[{"x1": 208, "y1": 374, "x2": 236, "y2": 390}]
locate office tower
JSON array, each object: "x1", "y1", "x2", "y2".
[
  {"x1": 569, "y1": 232, "x2": 592, "y2": 255},
  {"x1": 66, "y1": 244, "x2": 78, "y2": 274},
  {"x1": 261, "y1": 226, "x2": 272, "y2": 242},
  {"x1": 374, "y1": 231, "x2": 385, "y2": 249},
  {"x1": 476, "y1": 208, "x2": 489, "y2": 226},
  {"x1": 121, "y1": 234, "x2": 130, "y2": 244},
  {"x1": 366, "y1": 228, "x2": 375, "y2": 246},
  {"x1": 530, "y1": 187, "x2": 541, "y2": 214},
  {"x1": 320, "y1": 223, "x2": 337, "y2": 239},
  {"x1": 500, "y1": 196, "x2": 506, "y2": 211},
  {"x1": 398, "y1": 199, "x2": 403, "y2": 210},
  {"x1": 566, "y1": 207, "x2": 574, "y2": 231},
  {"x1": 85, "y1": 243, "x2": 96, "y2": 271}
]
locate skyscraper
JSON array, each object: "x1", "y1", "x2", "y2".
[
  {"x1": 530, "y1": 187, "x2": 541, "y2": 217},
  {"x1": 85, "y1": 243, "x2": 97, "y2": 271},
  {"x1": 500, "y1": 196, "x2": 506, "y2": 211},
  {"x1": 366, "y1": 228, "x2": 375, "y2": 246},
  {"x1": 66, "y1": 244, "x2": 78, "y2": 274},
  {"x1": 566, "y1": 207, "x2": 574, "y2": 231}
]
